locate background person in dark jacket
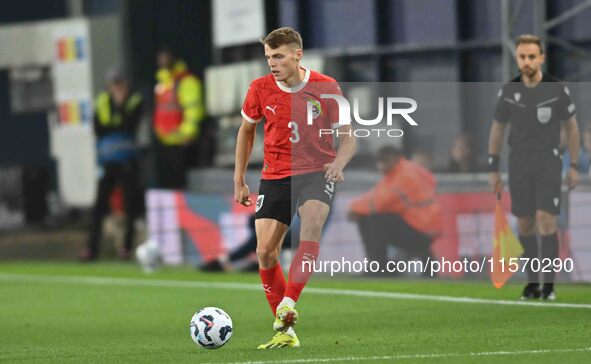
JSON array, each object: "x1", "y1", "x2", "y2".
[{"x1": 82, "y1": 68, "x2": 144, "y2": 261}]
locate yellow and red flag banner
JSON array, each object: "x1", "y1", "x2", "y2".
[{"x1": 491, "y1": 199, "x2": 524, "y2": 288}]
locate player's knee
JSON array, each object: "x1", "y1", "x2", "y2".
[
  {"x1": 517, "y1": 217, "x2": 535, "y2": 235},
  {"x1": 535, "y1": 211, "x2": 556, "y2": 234},
  {"x1": 300, "y1": 218, "x2": 324, "y2": 240},
  {"x1": 256, "y1": 245, "x2": 278, "y2": 266}
]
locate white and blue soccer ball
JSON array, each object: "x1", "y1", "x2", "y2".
[
  {"x1": 135, "y1": 239, "x2": 161, "y2": 273},
  {"x1": 190, "y1": 307, "x2": 233, "y2": 349}
]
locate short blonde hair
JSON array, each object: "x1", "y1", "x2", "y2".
[
  {"x1": 515, "y1": 34, "x2": 544, "y2": 54},
  {"x1": 262, "y1": 27, "x2": 303, "y2": 50}
]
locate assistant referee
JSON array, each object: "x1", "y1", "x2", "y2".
[{"x1": 488, "y1": 35, "x2": 581, "y2": 300}]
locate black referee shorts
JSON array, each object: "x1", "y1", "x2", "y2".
[
  {"x1": 255, "y1": 172, "x2": 336, "y2": 225},
  {"x1": 508, "y1": 148, "x2": 562, "y2": 217}
]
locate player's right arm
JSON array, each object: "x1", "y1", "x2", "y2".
[
  {"x1": 234, "y1": 119, "x2": 257, "y2": 206},
  {"x1": 488, "y1": 120, "x2": 507, "y2": 193},
  {"x1": 235, "y1": 80, "x2": 263, "y2": 206}
]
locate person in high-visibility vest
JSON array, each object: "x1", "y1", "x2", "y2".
[
  {"x1": 82, "y1": 68, "x2": 144, "y2": 261},
  {"x1": 348, "y1": 145, "x2": 442, "y2": 276},
  {"x1": 153, "y1": 47, "x2": 205, "y2": 189}
]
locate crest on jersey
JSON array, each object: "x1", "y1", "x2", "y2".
[
  {"x1": 537, "y1": 107, "x2": 552, "y2": 124},
  {"x1": 307, "y1": 98, "x2": 322, "y2": 119},
  {"x1": 256, "y1": 195, "x2": 265, "y2": 212}
]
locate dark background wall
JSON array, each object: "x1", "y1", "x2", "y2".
[
  {"x1": 126, "y1": 0, "x2": 212, "y2": 95},
  {"x1": 0, "y1": 0, "x2": 67, "y2": 24}
]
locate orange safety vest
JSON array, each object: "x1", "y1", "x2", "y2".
[
  {"x1": 350, "y1": 158, "x2": 442, "y2": 237},
  {"x1": 153, "y1": 70, "x2": 190, "y2": 136}
]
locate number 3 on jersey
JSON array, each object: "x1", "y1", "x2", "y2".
[{"x1": 288, "y1": 121, "x2": 300, "y2": 143}]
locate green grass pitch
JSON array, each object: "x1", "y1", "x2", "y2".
[{"x1": 0, "y1": 262, "x2": 590, "y2": 363}]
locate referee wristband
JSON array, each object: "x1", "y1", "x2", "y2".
[{"x1": 488, "y1": 155, "x2": 500, "y2": 172}]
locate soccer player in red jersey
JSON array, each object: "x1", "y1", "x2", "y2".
[{"x1": 234, "y1": 27, "x2": 356, "y2": 349}]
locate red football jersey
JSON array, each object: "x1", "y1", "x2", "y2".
[{"x1": 241, "y1": 68, "x2": 342, "y2": 180}]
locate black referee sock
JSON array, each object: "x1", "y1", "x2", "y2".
[
  {"x1": 541, "y1": 233, "x2": 559, "y2": 285},
  {"x1": 519, "y1": 234, "x2": 539, "y2": 284}
]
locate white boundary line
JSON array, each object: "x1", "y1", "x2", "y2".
[
  {"x1": 0, "y1": 273, "x2": 590, "y2": 309},
  {"x1": 212, "y1": 347, "x2": 591, "y2": 364}
]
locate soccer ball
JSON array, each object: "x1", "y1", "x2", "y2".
[
  {"x1": 190, "y1": 307, "x2": 233, "y2": 349},
  {"x1": 135, "y1": 239, "x2": 161, "y2": 273}
]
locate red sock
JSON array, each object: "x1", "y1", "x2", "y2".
[
  {"x1": 259, "y1": 264, "x2": 286, "y2": 316},
  {"x1": 284, "y1": 241, "x2": 320, "y2": 302}
]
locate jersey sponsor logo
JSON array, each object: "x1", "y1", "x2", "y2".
[
  {"x1": 265, "y1": 105, "x2": 278, "y2": 115},
  {"x1": 537, "y1": 107, "x2": 552, "y2": 124},
  {"x1": 256, "y1": 195, "x2": 265, "y2": 212}
]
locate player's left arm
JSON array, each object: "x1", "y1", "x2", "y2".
[
  {"x1": 324, "y1": 125, "x2": 356, "y2": 183},
  {"x1": 564, "y1": 116, "x2": 580, "y2": 190}
]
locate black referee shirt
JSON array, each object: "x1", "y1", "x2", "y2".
[{"x1": 493, "y1": 74, "x2": 576, "y2": 153}]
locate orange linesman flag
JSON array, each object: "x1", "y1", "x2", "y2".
[{"x1": 491, "y1": 197, "x2": 524, "y2": 288}]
